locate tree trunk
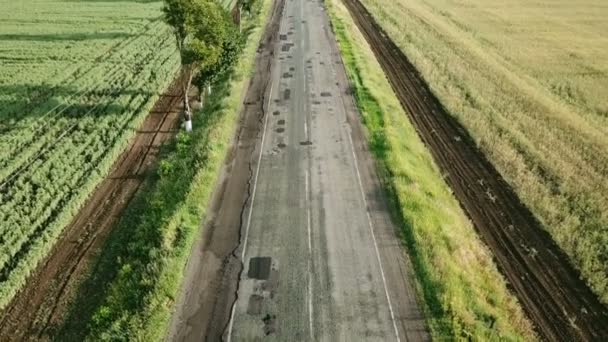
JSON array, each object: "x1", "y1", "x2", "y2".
[
  {"x1": 183, "y1": 67, "x2": 194, "y2": 132},
  {"x1": 198, "y1": 87, "x2": 205, "y2": 109},
  {"x1": 238, "y1": 5, "x2": 242, "y2": 32}
]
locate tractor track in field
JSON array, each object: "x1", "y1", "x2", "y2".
[
  {"x1": 0, "y1": 73, "x2": 186, "y2": 341},
  {"x1": 340, "y1": 0, "x2": 608, "y2": 340}
]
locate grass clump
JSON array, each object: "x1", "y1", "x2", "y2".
[
  {"x1": 56, "y1": 0, "x2": 272, "y2": 340},
  {"x1": 326, "y1": 0, "x2": 536, "y2": 340}
]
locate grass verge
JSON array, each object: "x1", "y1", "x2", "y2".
[
  {"x1": 326, "y1": 0, "x2": 536, "y2": 340},
  {"x1": 56, "y1": 0, "x2": 272, "y2": 340}
]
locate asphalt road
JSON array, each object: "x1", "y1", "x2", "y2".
[{"x1": 168, "y1": 0, "x2": 428, "y2": 340}]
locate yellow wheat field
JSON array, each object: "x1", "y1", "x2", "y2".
[{"x1": 359, "y1": 0, "x2": 608, "y2": 303}]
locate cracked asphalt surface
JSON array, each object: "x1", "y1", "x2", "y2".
[{"x1": 167, "y1": 0, "x2": 428, "y2": 340}]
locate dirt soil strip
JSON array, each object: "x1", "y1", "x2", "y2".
[
  {"x1": 340, "y1": 0, "x2": 608, "y2": 340},
  {"x1": 0, "y1": 74, "x2": 185, "y2": 341},
  {"x1": 165, "y1": 0, "x2": 284, "y2": 340}
]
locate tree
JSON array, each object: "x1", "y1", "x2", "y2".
[
  {"x1": 235, "y1": 0, "x2": 255, "y2": 31},
  {"x1": 194, "y1": 19, "x2": 243, "y2": 103},
  {"x1": 163, "y1": 0, "x2": 227, "y2": 132}
]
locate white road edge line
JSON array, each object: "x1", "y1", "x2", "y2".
[
  {"x1": 303, "y1": 0, "x2": 313, "y2": 334},
  {"x1": 305, "y1": 170, "x2": 313, "y2": 252},
  {"x1": 346, "y1": 132, "x2": 402, "y2": 342},
  {"x1": 226, "y1": 79, "x2": 274, "y2": 342},
  {"x1": 305, "y1": 169, "x2": 314, "y2": 340}
]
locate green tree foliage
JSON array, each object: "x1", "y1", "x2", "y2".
[
  {"x1": 162, "y1": 0, "x2": 235, "y2": 128},
  {"x1": 194, "y1": 20, "x2": 244, "y2": 101},
  {"x1": 239, "y1": 0, "x2": 255, "y2": 15}
]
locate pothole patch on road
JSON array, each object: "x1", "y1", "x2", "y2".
[
  {"x1": 262, "y1": 314, "x2": 277, "y2": 336},
  {"x1": 260, "y1": 269, "x2": 279, "y2": 298},
  {"x1": 281, "y1": 43, "x2": 294, "y2": 52},
  {"x1": 248, "y1": 257, "x2": 272, "y2": 280},
  {"x1": 247, "y1": 294, "x2": 264, "y2": 315}
]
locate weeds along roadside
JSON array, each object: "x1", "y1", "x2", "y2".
[
  {"x1": 55, "y1": 0, "x2": 272, "y2": 340},
  {"x1": 325, "y1": 0, "x2": 536, "y2": 340}
]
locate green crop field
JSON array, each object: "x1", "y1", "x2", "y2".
[
  {"x1": 357, "y1": 0, "x2": 608, "y2": 304},
  {"x1": 0, "y1": 0, "x2": 179, "y2": 309}
]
